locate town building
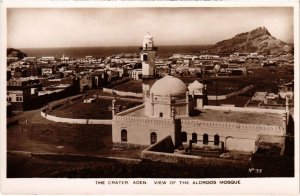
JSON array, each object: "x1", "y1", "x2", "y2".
[
  {"x1": 7, "y1": 77, "x2": 42, "y2": 113},
  {"x1": 41, "y1": 67, "x2": 53, "y2": 76},
  {"x1": 278, "y1": 81, "x2": 294, "y2": 99},
  {"x1": 23, "y1": 57, "x2": 37, "y2": 63},
  {"x1": 40, "y1": 56, "x2": 55, "y2": 62},
  {"x1": 131, "y1": 69, "x2": 143, "y2": 80}
]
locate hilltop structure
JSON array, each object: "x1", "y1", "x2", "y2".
[{"x1": 112, "y1": 33, "x2": 288, "y2": 153}]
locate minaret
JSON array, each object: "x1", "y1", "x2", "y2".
[{"x1": 140, "y1": 32, "x2": 157, "y2": 99}]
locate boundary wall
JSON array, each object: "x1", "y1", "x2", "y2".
[
  {"x1": 207, "y1": 85, "x2": 254, "y2": 100},
  {"x1": 141, "y1": 136, "x2": 247, "y2": 166},
  {"x1": 103, "y1": 88, "x2": 143, "y2": 98},
  {"x1": 41, "y1": 111, "x2": 112, "y2": 125},
  {"x1": 40, "y1": 94, "x2": 112, "y2": 125}
]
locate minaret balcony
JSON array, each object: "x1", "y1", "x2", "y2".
[
  {"x1": 139, "y1": 47, "x2": 158, "y2": 51},
  {"x1": 142, "y1": 75, "x2": 157, "y2": 79}
]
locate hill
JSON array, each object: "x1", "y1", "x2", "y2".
[
  {"x1": 207, "y1": 27, "x2": 293, "y2": 55},
  {"x1": 7, "y1": 48, "x2": 27, "y2": 59}
]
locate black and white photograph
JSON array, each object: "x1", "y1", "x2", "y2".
[{"x1": 1, "y1": 1, "x2": 299, "y2": 195}]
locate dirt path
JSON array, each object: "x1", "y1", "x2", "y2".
[{"x1": 8, "y1": 108, "x2": 54, "y2": 125}]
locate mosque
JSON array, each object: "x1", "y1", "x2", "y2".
[{"x1": 112, "y1": 33, "x2": 288, "y2": 153}]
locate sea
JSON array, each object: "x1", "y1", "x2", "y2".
[{"x1": 20, "y1": 45, "x2": 212, "y2": 59}]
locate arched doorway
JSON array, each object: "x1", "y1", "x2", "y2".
[
  {"x1": 143, "y1": 54, "x2": 148, "y2": 61},
  {"x1": 192, "y1": 133, "x2": 197, "y2": 142},
  {"x1": 181, "y1": 132, "x2": 187, "y2": 143},
  {"x1": 203, "y1": 134, "x2": 208, "y2": 144},
  {"x1": 214, "y1": 134, "x2": 220, "y2": 145},
  {"x1": 224, "y1": 136, "x2": 234, "y2": 151},
  {"x1": 121, "y1": 129, "x2": 127, "y2": 142},
  {"x1": 150, "y1": 132, "x2": 157, "y2": 144}
]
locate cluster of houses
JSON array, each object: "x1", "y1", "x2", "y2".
[
  {"x1": 7, "y1": 76, "x2": 80, "y2": 115},
  {"x1": 6, "y1": 48, "x2": 294, "y2": 115}
]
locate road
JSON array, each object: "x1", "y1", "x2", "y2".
[{"x1": 7, "y1": 107, "x2": 52, "y2": 125}]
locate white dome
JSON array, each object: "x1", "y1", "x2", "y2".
[
  {"x1": 144, "y1": 32, "x2": 153, "y2": 40},
  {"x1": 150, "y1": 75, "x2": 187, "y2": 95},
  {"x1": 188, "y1": 80, "x2": 204, "y2": 91}
]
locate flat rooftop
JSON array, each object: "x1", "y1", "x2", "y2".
[
  {"x1": 122, "y1": 107, "x2": 283, "y2": 127},
  {"x1": 190, "y1": 109, "x2": 283, "y2": 127}
]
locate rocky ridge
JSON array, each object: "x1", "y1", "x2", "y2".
[
  {"x1": 207, "y1": 27, "x2": 293, "y2": 55},
  {"x1": 7, "y1": 48, "x2": 27, "y2": 59}
]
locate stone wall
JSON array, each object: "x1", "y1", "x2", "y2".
[
  {"x1": 141, "y1": 150, "x2": 202, "y2": 165},
  {"x1": 113, "y1": 142, "x2": 148, "y2": 150},
  {"x1": 207, "y1": 85, "x2": 254, "y2": 100},
  {"x1": 41, "y1": 111, "x2": 112, "y2": 125},
  {"x1": 8, "y1": 150, "x2": 140, "y2": 164},
  {"x1": 141, "y1": 149, "x2": 247, "y2": 166},
  {"x1": 103, "y1": 88, "x2": 143, "y2": 98},
  {"x1": 40, "y1": 94, "x2": 112, "y2": 125},
  {"x1": 92, "y1": 94, "x2": 143, "y2": 103}
]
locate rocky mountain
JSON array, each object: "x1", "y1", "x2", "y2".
[
  {"x1": 7, "y1": 48, "x2": 27, "y2": 59},
  {"x1": 207, "y1": 27, "x2": 293, "y2": 55}
]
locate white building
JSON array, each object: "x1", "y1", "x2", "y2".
[
  {"x1": 40, "y1": 56, "x2": 55, "y2": 61},
  {"x1": 131, "y1": 69, "x2": 143, "y2": 80},
  {"x1": 112, "y1": 34, "x2": 288, "y2": 153}
]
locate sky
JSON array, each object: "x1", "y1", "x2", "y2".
[{"x1": 7, "y1": 7, "x2": 294, "y2": 48}]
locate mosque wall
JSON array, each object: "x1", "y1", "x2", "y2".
[
  {"x1": 112, "y1": 116, "x2": 175, "y2": 146},
  {"x1": 174, "y1": 103, "x2": 189, "y2": 117},
  {"x1": 180, "y1": 119, "x2": 285, "y2": 152},
  {"x1": 153, "y1": 104, "x2": 171, "y2": 118},
  {"x1": 112, "y1": 114, "x2": 285, "y2": 152}
]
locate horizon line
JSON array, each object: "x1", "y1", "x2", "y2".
[{"x1": 9, "y1": 44, "x2": 215, "y2": 50}]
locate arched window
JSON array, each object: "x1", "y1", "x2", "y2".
[
  {"x1": 214, "y1": 134, "x2": 220, "y2": 146},
  {"x1": 121, "y1": 129, "x2": 127, "y2": 142},
  {"x1": 150, "y1": 132, "x2": 157, "y2": 144},
  {"x1": 181, "y1": 132, "x2": 187, "y2": 142},
  {"x1": 203, "y1": 134, "x2": 208, "y2": 144},
  {"x1": 192, "y1": 133, "x2": 197, "y2": 142},
  {"x1": 143, "y1": 54, "x2": 148, "y2": 61},
  {"x1": 159, "y1": 112, "x2": 163, "y2": 118}
]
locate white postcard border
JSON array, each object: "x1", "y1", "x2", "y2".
[{"x1": 1, "y1": 0, "x2": 299, "y2": 195}]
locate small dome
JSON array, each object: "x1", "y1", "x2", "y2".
[
  {"x1": 144, "y1": 32, "x2": 153, "y2": 40},
  {"x1": 188, "y1": 80, "x2": 204, "y2": 91},
  {"x1": 150, "y1": 75, "x2": 187, "y2": 95}
]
